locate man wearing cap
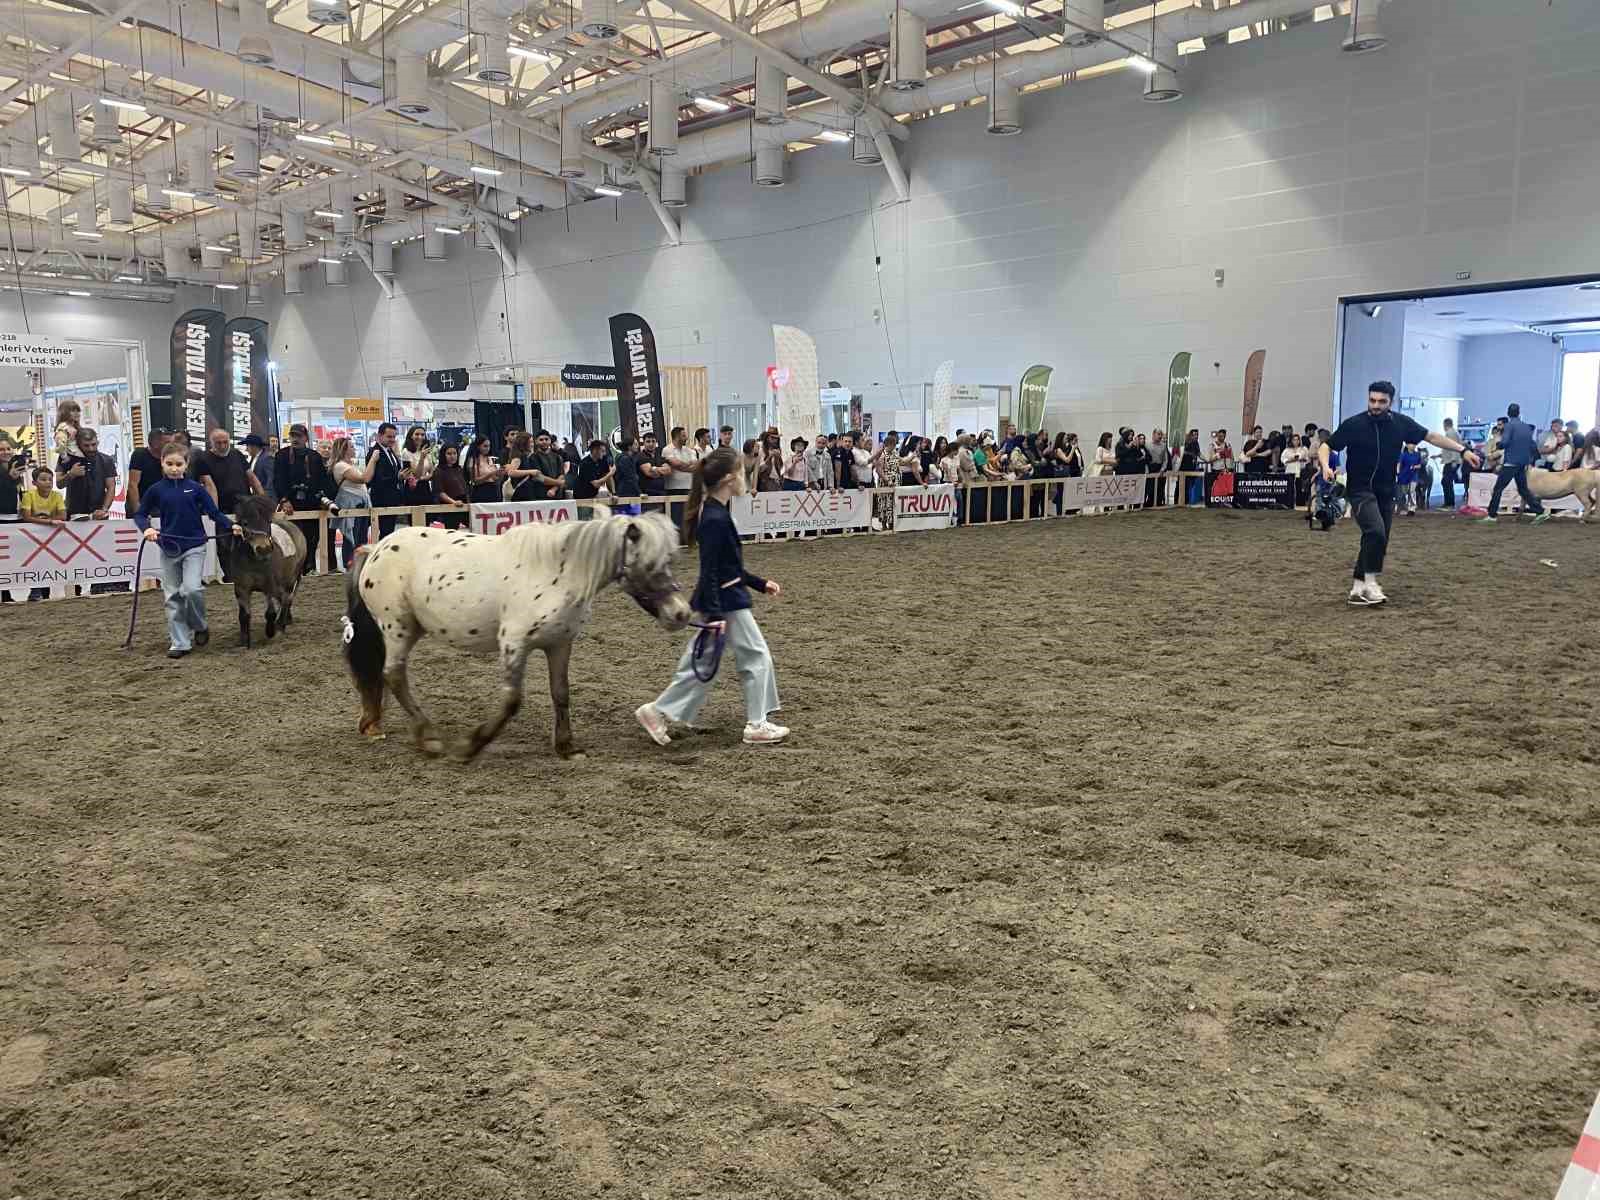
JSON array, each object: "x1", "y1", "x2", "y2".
[
  {"x1": 241, "y1": 433, "x2": 276, "y2": 504},
  {"x1": 275, "y1": 423, "x2": 331, "y2": 574}
]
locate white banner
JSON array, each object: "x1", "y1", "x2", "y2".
[
  {"x1": 895, "y1": 484, "x2": 958, "y2": 530},
  {"x1": 1062, "y1": 474, "x2": 1146, "y2": 511},
  {"x1": 1466, "y1": 471, "x2": 1584, "y2": 514},
  {"x1": 732, "y1": 489, "x2": 872, "y2": 535},
  {"x1": 928, "y1": 360, "x2": 955, "y2": 439},
  {"x1": 468, "y1": 499, "x2": 578, "y2": 534},
  {"x1": 772, "y1": 325, "x2": 820, "y2": 446},
  {"x1": 0, "y1": 517, "x2": 144, "y2": 595},
  {"x1": 0, "y1": 332, "x2": 77, "y2": 369}
]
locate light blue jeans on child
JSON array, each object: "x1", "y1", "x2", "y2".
[
  {"x1": 653, "y1": 609, "x2": 780, "y2": 726},
  {"x1": 161, "y1": 545, "x2": 208, "y2": 651}
]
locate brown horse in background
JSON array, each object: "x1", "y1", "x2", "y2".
[{"x1": 224, "y1": 495, "x2": 308, "y2": 647}]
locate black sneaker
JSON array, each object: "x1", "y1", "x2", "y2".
[
  {"x1": 193, "y1": 629, "x2": 210, "y2": 648},
  {"x1": 167, "y1": 647, "x2": 190, "y2": 659}
]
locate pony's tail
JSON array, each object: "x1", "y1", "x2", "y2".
[
  {"x1": 681, "y1": 461, "x2": 709, "y2": 547},
  {"x1": 343, "y1": 549, "x2": 387, "y2": 737}
]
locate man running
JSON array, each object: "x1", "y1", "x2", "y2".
[
  {"x1": 1318, "y1": 381, "x2": 1480, "y2": 607},
  {"x1": 1478, "y1": 402, "x2": 1550, "y2": 526}
]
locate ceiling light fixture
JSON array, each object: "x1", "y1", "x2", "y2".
[
  {"x1": 593, "y1": 183, "x2": 623, "y2": 196},
  {"x1": 164, "y1": 188, "x2": 196, "y2": 198},
  {"x1": 72, "y1": 230, "x2": 104, "y2": 239},
  {"x1": 215, "y1": 282, "x2": 240, "y2": 290},
  {"x1": 115, "y1": 273, "x2": 141, "y2": 282},
  {"x1": 100, "y1": 96, "x2": 146, "y2": 112},
  {"x1": 1577, "y1": 282, "x2": 1600, "y2": 291},
  {"x1": 316, "y1": 255, "x2": 341, "y2": 264},
  {"x1": 435, "y1": 225, "x2": 462, "y2": 234},
  {"x1": 817, "y1": 130, "x2": 850, "y2": 143},
  {"x1": 67, "y1": 289, "x2": 91, "y2": 297},
  {"x1": 693, "y1": 95, "x2": 732, "y2": 113},
  {"x1": 204, "y1": 243, "x2": 231, "y2": 252},
  {"x1": 313, "y1": 209, "x2": 342, "y2": 219},
  {"x1": 508, "y1": 45, "x2": 554, "y2": 62},
  {"x1": 295, "y1": 133, "x2": 336, "y2": 146},
  {"x1": 0, "y1": 166, "x2": 29, "y2": 178},
  {"x1": 1127, "y1": 55, "x2": 1157, "y2": 74},
  {"x1": 470, "y1": 165, "x2": 503, "y2": 176},
  {"x1": 988, "y1": 0, "x2": 1024, "y2": 15}
]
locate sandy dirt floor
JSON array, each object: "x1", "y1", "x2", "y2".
[{"x1": 2, "y1": 508, "x2": 1598, "y2": 1200}]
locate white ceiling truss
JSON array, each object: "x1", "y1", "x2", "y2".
[{"x1": 0, "y1": 0, "x2": 1352, "y2": 301}]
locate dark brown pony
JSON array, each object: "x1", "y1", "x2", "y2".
[{"x1": 224, "y1": 495, "x2": 308, "y2": 646}]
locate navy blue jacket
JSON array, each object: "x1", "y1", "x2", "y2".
[
  {"x1": 692, "y1": 498, "x2": 768, "y2": 617},
  {"x1": 1498, "y1": 418, "x2": 1537, "y2": 468},
  {"x1": 134, "y1": 477, "x2": 232, "y2": 553}
]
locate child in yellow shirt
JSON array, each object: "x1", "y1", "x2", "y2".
[{"x1": 20, "y1": 468, "x2": 65, "y2": 600}]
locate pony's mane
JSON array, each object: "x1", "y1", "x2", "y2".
[{"x1": 506, "y1": 513, "x2": 676, "y2": 596}]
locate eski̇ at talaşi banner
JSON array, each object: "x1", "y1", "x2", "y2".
[
  {"x1": 608, "y1": 313, "x2": 666, "y2": 448},
  {"x1": 170, "y1": 309, "x2": 226, "y2": 441},
  {"x1": 223, "y1": 316, "x2": 269, "y2": 437},
  {"x1": 1166, "y1": 352, "x2": 1191, "y2": 442},
  {"x1": 1017, "y1": 365, "x2": 1052, "y2": 435}
]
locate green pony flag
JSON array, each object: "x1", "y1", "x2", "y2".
[
  {"x1": 1166, "y1": 352, "x2": 1191, "y2": 443},
  {"x1": 1018, "y1": 364, "x2": 1053, "y2": 434}
]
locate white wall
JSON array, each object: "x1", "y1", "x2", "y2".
[
  {"x1": 14, "y1": 0, "x2": 1600, "y2": 443},
  {"x1": 1401, "y1": 326, "x2": 1463, "y2": 400},
  {"x1": 1461, "y1": 333, "x2": 1561, "y2": 428},
  {"x1": 1339, "y1": 302, "x2": 1406, "y2": 418}
]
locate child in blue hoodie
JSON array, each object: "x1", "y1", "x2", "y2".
[
  {"x1": 134, "y1": 442, "x2": 240, "y2": 658},
  {"x1": 1397, "y1": 443, "x2": 1423, "y2": 514}
]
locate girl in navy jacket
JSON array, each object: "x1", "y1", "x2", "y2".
[
  {"x1": 134, "y1": 442, "x2": 240, "y2": 658},
  {"x1": 636, "y1": 447, "x2": 788, "y2": 745}
]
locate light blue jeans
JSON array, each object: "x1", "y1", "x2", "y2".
[
  {"x1": 160, "y1": 545, "x2": 208, "y2": 651},
  {"x1": 654, "y1": 609, "x2": 780, "y2": 726}
]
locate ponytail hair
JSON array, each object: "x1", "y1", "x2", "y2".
[{"x1": 681, "y1": 446, "x2": 739, "y2": 547}]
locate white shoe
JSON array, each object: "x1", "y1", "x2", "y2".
[
  {"x1": 635, "y1": 703, "x2": 671, "y2": 746},
  {"x1": 1364, "y1": 581, "x2": 1387, "y2": 604},
  {"x1": 1348, "y1": 582, "x2": 1379, "y2": 606},
  {"x1": 743, "y1": 720, "x2": 790, "y2": 745}
]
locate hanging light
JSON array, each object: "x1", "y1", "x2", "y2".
[
  {"x1": 1143, "y1": 64, "x2": 1182, "y2": 103},
  {"x1": 888, "y1": 9, "x2": 927, "y2": 91},
  {"x1": 816, "y1": 129, "x2": 850, "y2": 143},
  {"x1": 593, "y1": 183, "x2": 623, "y2": 197},
  {"x1": 295, "y1": 132, "x2": 336, "y2": 147},
  {"x1": 754, "y1": 129, "x2": 785, "y2": 187},
  {"x1": 692, "y1": 94, "x2": 731, "y2": 113},
  {"x1": 851, "y1": 120, "x2": 883, "y2": 167},
  {"x1": 215, "y1": 282, "x2": 241, "y2": 291},
  {"x1": 396, "y1": 54, "x2": 431, "y2": 115},
  {"x1": 508, "y1": 44, "x2": 554, "y2": 63},
  {"x1": 649, "y1": 81, "x2": 679, "y2": 157}
]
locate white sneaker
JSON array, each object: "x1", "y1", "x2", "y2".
[
  {"x1": 635, "y1": 703, "x2": 671, "y2": 746},
  {"x1": 1347, "y1": 582, "x2": 1384, "y2": 606},
  {"x1": 743, "y1": 720, "x2": 790, "y2": 745},
  {"x1": 1364, "y1": 581, "x2": 1387, "y2": 604}
]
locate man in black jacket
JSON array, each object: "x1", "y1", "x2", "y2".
[
  {"x1": 366, "y1": 422, "x2": 405, "y2": 540},
  {"x1": 275, "y1": 423, "x2": 331, "y2": 574},
  {"x1": 1319, "y1": 380, "x2": 1479, "y2": 607}
]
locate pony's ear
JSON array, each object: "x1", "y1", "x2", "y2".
[{"x1": 625, "y1": 521, "x2": 642, "y2": 542}]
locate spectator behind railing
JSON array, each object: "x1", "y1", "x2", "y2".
[
  {"x1": 330, "y1": 436, "x2": 373, "y2": 569},
  {"x1": 433, "y1": 443, "x2": 469, "y2": 528},
  {"x1": 464, "y1": 434, "x2": 502, "y2": 503},
  {"x1": 366, "y1": 422, "x2": 406, "y2": 540},
  {"x1": 127, "y1": 425, "x2": 170, "y2": 515},
  {"x1": 401, "y1": 426, "x2": 436, "y2": 505},
  {"x1": 1241, "y1": 425, "x2": 1271, "y2": 475},
  {"x1": 21, "y1": 466, "x2": 64, "y2": 600},
  {"x1": 53, "y1": 398, "x2": 80, "y2": 461},
  {"x1": 613, "y1": 436, "x2": 644, "y2": 516},
  {"x1": 275, "y1": 423, "x2": 330, "y2": 576},
  {"x1": 0, "y1": 440, "x2": 21, "y2": 602},
  {"x1": 782, "y1": 437, "x2": 809, "y2": 491}
]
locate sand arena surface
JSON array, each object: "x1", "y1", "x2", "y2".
[{"x1": 2, "y1": 510, "x2": 1597, "y2": 1199}]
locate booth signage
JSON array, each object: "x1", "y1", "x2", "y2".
[
  {"x1": 425, "y1": 368, "x2": 470, "y2": 393},
  {"x1": 731, "y1": 489, "x2": 871, "y2": 536},
  {"x1": 1230, "y1": 474, "x2": 1295, "y2": 510},
  {"x1": 895, "y1": 485, "x2": 958, "y2": 531},
  {"x1": 561, "y1": 364, "x2": 619, "y2": 389},
  {"x1": 170, "y1": 308, "x2": 226, "y2": 440},
  {"x1": 224, "y1": 316, "x2": 269, "y2": 436},
  {"x1": 469, "y1": 499, "x2": 577, "y2": 534},
  {"x1": 343, "y1": 397, "x2": 383, "y2": 421},
  {"x1": 0, "y1": 332, "x2": 77, "y2": 369},
  {"x1": 609, "y1": 312, "x2": 666, "y2": 449}
]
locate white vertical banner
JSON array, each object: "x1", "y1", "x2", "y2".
[
  {"x1": 772, "y1": 325, "x2": 820, "y2": 443},
  {"x1": 928, "y1": 360, "x2": 955, "y2": 438}
]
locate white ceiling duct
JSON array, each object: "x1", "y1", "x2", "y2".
[
  {"x1": 246, "y1": 280, "x2": 266, "y2": 305},
  {"x1": 649, "y1": 81, "x2": 679, "y2": 157},
  {"x1": 284, "y1": 266, "x2": 304, "y2": 295},
  {"x1": 201, "y1": 244, "x2": 228, "y2": 269},
  {"x1": 423, "y1": 228, "x2": 446, "y2": 259},
  {"x1": 473, "y1": 23, "x2": 513, "y2": 83},
  {"x1": 47, "y1": 92, "x2": 81, "y2": 162},
  {"x1": 396, "y1": 53, "x2": 431, "y2": 115},
  {"x1": 1062, "y1": 0, "x2": 1105, "y2": 47},
  {"x1": 90, "y1": 100, "x2": 121, "y2": 148},
  {"x1": 74, "y1": 188, "x2": 98, "y2": 234},
  {"x1": 850, "y1": 125, "x2": 882, "y2": 166},
  {"x1": 1143, "y1": 64, "x2": 1182, "y2": 103},
  {"x1": 282, "y1": 209, "x2": 309, "y2": 247},
  {"x1": 473, "y1": 221, "x2": 495, "y2": 250},
  {"x1": 384, "y1": 182, "x2": 407, "y2": 217},
  {"x1": 188, "y1": 140, "x2": 216, "y2": 196},
  {"x1": 335, "y1": 182, "x2": 357, "y2": 236},
  {"x1": 754, "y1": 130, "x2": 785, "y2": 187},
  {"x1": 237, "y1": 0, "x2": 274, "y2": 65},
  {"x1": 987, "y1": 84, "x2": 1021, "y2": 135},
  {"x1": 1342, "y1": 0, "x2": 1386, "y2": 53},
  {"x1": 11, "y1": 136, "x2": 39, "y2": 176},
  {"x1": 659, "y1": 162, "x2": 686, "y2": 207},
  {"x1": 371, "y1": 237, "x2": 394, "y2": 274},
  {"x1": 107, "y1": 180, "x2": 134, "y2": 229},
  {"x1": 163, "y1": 244, "x2": 191, "y2": 278},
  {"x1": 324, "y1": 258, "x2": 348, "y2": 285},
  {"x1": 888, "y1": 9, "x2": 927, "y2": 91},
  {"x1": 580, "y1": 0, "x2": 621, "y2": 41},
  {"x1": 238, "y1": 212, "x2": 260, "y2": 259},
  {"x1": 232, "y1": 131, "x2": 261, "y2": 177},
  {"x1": 307, "y1": 0, "x2": 352, "y2": 25},
  {"x1": 560, "y1": 112, "x2": 587, "y2": 179},
  {"x1": 754, "y1": 60, "x2": 788, "y2": 126}
]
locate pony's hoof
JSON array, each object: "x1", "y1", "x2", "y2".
[
  {"x1": 448, "y1": 739, "x2": 482, "y2": 763},
  {"x1": 556, "y1": 746, "x2": 585, "y2": 761}
]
